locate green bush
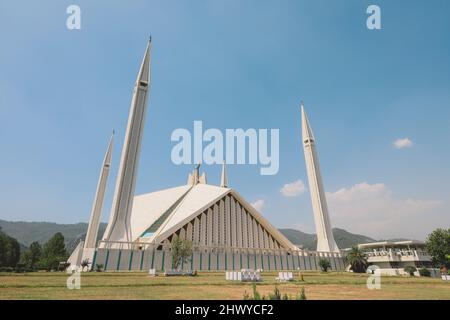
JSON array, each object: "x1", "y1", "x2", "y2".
[
  {"x1": 268, "y1": 286, "x2": 281, "y2": 300},
  {"x1": 296, "y1": 287, "x2": 307, "y2": 300},
  {"x1": 319, "y1": 258, "x2": 331, "y2": 272},
  {"x1": 244, "y1": 285, "x2": 307, "y2": 300},
  {"x1": 95, "y1": 264, "x2": 104, "y2": 272},
  {"x1": 418, "y1": 267, "x2": 431, "y2": 277},
  {"x1": 252, "y1": 283, "x2": 261, "y2": 300},
  {"x1": 14, "y1": 263, "x2": 26, "y2": 273},
  {"x1": 0, "y1": 267, "x2": 14, "y2": 272},
  {"x1": 404, "y1": 266, "x2": 417, "y2": 276}
]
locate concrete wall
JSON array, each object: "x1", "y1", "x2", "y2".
[{"x1": 93, "y1": 248, "x2": 345, "y2": 272}]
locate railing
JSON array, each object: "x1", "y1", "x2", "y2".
[
  {"x1": 97, "y1": 240, "x2": 155, "y2": 250},
  {"x1": 366, "y1": 249, "x2": 431, "y2": 262},
  {"x1": 96, "y1": 240, "x2": 342, "y2": 258}
]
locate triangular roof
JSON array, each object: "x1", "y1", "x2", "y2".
[
  {"x1": 130, "y1": 183, "x2": 296, "y2": 250},
  {"x1": 149, "y1": 184, "x2": 231, "y2": 242},
  {"x1": 130, "y1": 185, "x2": 191, "y2": 240}
]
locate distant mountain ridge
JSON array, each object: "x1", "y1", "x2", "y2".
[
  {"x1": 1, "y1": 219, "x2": 397, "y2": 252},
  {"x1": 278, "y1": 228, "x2": 377, "y2": 250},
  {"x1": 0, "y1": 219, "x2": 107, "y2": 253}
]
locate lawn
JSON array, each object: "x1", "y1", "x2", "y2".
[{"x1": 0, "y1": 271, "x2": 449, "y2": 300}]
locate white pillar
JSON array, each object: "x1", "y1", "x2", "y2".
[
  {"x1": 103, "y1": 40, "x2": 152, "y2": 243},
  {"x1": 301, "y1": 104, "x2": 339, "y2": 253}
]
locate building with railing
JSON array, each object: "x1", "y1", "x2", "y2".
[{"x1": 354, "y1": 240, "x2": 439, "y2": 276}]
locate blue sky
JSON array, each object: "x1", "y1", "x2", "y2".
[{"x1": 0, "y1": 1, "x2": 449, "y2": 240}]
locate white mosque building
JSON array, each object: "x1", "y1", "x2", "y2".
[{"x1": 68, "y1": 39, "x2": 345, "y2": 272}]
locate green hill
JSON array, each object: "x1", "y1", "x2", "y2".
[
  {"x1": 277, "y1": 228, "x2": 317, "y2": 249},
  {"x1": 0, "y1": 219, "x2": 107, "y2": 253},
  {"x1": 279, "y1": 227, "x2": 377, "y2": 250}
]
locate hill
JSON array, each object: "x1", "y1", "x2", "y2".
[
  {"x1": 279, "y1": 227, "x2": 377, "y2": 250},
  {"x1": 0, "y1": 219, "x2": 107, "y2": 253}
]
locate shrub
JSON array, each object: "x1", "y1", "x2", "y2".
[
  {"x1": 95, "y1": 264, "x2": 103, "y2": 272},
  {"x1": 244, "y1": 285, "x2": 307, "y2": 300},
  {"x1": 252, "y1": 283, "x2": 261, "y2": 300},
  {"x1": 319, "y1": 258, "x2": 331, "y2": 272},
  {"x1": 296, "y1": 287, "x2": 307, "y2": 300},
  {"x1": 14, "y1": 263, "x2": 26, "y2": 273},
  {"x1": 404, "y1": 266, "x2": 417, "y2": 276},
  {"x1": 418, "y1": 267, "x2": 431, "y2": 277},
  {"x1": 243, "y1": 283, "x2": 262, "y2": 300},
  {"x1": 0, "y1": 267, "x2": 14, "y2": 272},
  {"x1": 268, "y1": 286, "x2": 281, "y2": 300},
  {"x1": 81, "y1": 259, "x2": 90, "y2": 270}
]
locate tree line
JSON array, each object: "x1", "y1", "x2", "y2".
[{"x1": 0, "y1": 227, "x2": 68, "y2": 272}]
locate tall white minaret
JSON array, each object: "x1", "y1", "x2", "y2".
[
  {"x1": 84, "y1": 132, "x2": 114, "y2": 250},
  {"x1": 102, "y1": 39, "x2": 151, "y2": 243},
  {"x1": 301, "y1": 103, "x2": 339, "y2": 253}
]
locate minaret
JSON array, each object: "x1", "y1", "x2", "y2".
[
  {"x1": 84, "y1": 132, "x2": 114, "y2": 249},
  {"x1": 301, "y1": 103, "x2": 339, "y2": 253},
  {"x1": 102, "y1": 39, "x2": 151, "y2": 243},
  {"x1": 220, "y1": 161, "x2": 228, "y2": 187}
]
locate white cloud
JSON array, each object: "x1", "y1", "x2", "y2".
[
  {"x1": 393, "y1": 138, "x2": 413, "y2": 149},
  {"x1": 280, "y1": 180, "x2": 306, "y2": 197},
  {"x1": 251, "y1": 199, "x2": 265, "y2": 211},
  {"x1": 326, "y1": 182, "x2": 445, "y2": 240}
]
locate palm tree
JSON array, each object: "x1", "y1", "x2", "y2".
[{"x1": 346, "y1": 246, "x2": 368, "y2": 273}]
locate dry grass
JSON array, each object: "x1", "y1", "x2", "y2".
[{"x1": 0, "y1": 271, "x2": 449, "y2": 300}]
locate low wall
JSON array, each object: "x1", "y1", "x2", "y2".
[{"x1": 92, "y1": 248, "x2": 345, "y2": 272}]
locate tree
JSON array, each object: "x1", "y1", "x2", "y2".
[
  {"x1": 346, "y1": 246, "x2": 368, "y2": 273},
  {"x1": 0, "y1": 230, "x2": 5, "y2": 267},
  {"x1": 319, "y1": 258, "x2": 331, "y2": 272},
  {"x1": 20, "y1": 241, "x2": 42, "y2": 270},
  {"x1": 39, "y1": 233, "x2": 68, "y2": 271},
  {"x1": 425, "y1": 228, "x2": 450, "y2": 268},
  {"x1": 171, "y1": 235, "x2": 193, "y2": 270},
  {"x1": 0, "y1": 229, "x2": 21, "y2": 268}
]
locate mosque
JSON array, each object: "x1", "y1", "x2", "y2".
[{"x1": 68, "y1": 39, "x2": 345, "y2": 271}]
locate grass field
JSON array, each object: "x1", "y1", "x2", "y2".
[{"x1": 0, "y1": 271, "x2": 449, "y2": 300}]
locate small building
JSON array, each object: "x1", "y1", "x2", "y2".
[{"x1": 354, "y1": 240, "x2": 439, "y2": 276}]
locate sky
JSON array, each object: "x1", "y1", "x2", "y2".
[{"x1": 0, "y1": 0, "x2": 449, "y2": 240}]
